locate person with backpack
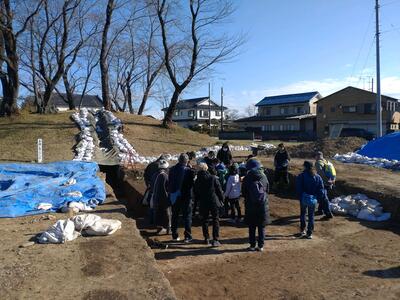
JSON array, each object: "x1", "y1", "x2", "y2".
[
  {"x1": 296, "y1": 161, "x2": 326, "y2": 239},
  {"x1": 215, "y1": 161, "x2": 229, "y2": 216},
  {"x1": 315, "y1": 152, "x2": 335, "y2": 219},
  {"x1": 273, "y1": 143, "x2": 291, "y2": 189},
  {"x1": 224, "y1": 163, "x2": 242, "y2": 223},
  {"x1": 151, "y1": 160, "x2": 171, "y2": 235},
  {"x1": 217, "y1": 142, "x2": 233, "y2": 166},
  {"x1": 242, "y1": 158, "x2": 270, "y2": 252},
  {"x1": 194, "y1": 162, "x2": 224, "y2": 247},
  {"x1": 144, "y1": 155, "x2": 166, "y2": 224}
]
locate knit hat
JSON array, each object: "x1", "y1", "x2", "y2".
[
  {"x1": 246, "y1": 158, "x2": 262, "y2": 170},
  {"x1": 178, "y1": 153, "x2": 189, "y2": 164},
  {"x1": 158, "y1": 160, "x2": 169, "y2": 169},
  {"x1": 303, "y1": 160, "x2": 314, "y2": 170}
]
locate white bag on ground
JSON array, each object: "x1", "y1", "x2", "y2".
[
  {"x1": 71, "y1": 214, "x2": 122, "y2": 235},
  {"x1": 38, "y1": 219, "x2": 80, "y2": 244},
  {"x1": 71, "y1": 214, "x2": 101, "y2": 231},
  {"x1": 85, "y1": 219, "x2": 122, "y2": 236}
]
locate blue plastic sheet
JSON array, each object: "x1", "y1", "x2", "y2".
[
  {"x1": 0, "y1": 161, "x2": 105, "y2": 218},
  {"x1": 358, "y1": 132, "x2": 400, "y2": 161}
]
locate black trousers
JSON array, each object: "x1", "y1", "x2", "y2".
[
  {"x1": 228, "y1": 198, "x2": 242, "y2": 219},
  {"x1": 274, "y1": 169, "x2": 289, "y2": 185},
  {"x1": 200, "y1": 204, "x2": 220, "y2": 241},
  {"x1": 171, "y1": 198, "x2": 193, "y2": 239}
]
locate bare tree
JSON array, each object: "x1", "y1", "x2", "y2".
[
  {"x1": 245, "y1": 104, "x2": 256, "y2": 117},
  {"x1": 0, "y1": 0, "x2": 42, "y2": 116},
  {"x1": 99, "y1": 0, "x2": 115, "y2": 110},
  {"x1": 33, "y1": 0, "x2": 82, "y2": 112},
  {"x1": 137, "y1": 16, "x2": 164, "y2": 115},
  {"x1": 154, "y1": 0, "x2": 244, "y2": 127},
  {"x1": 225, "y1": 108, "x2": 241, "y2": 121}
]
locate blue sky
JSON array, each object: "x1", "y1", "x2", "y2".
[{"x1": 180, "y1": 0, "x2": 400, "y2": 114}]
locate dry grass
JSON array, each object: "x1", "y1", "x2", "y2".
[
  {"x1": 116, "y1": 113, "x2": 217, "y2": 156},
  {"x1": 0, "y1": 111, "x2": 220, "y2": 162},
  {"x1": 0, "y1": 111, "x2": 77, "y2": 162}
]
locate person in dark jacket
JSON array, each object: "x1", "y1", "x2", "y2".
[
  {"x1": 217, "y1": 142, "x2": 233, "y2": 166},
  {"x1": 242, "y1": 158, "x2": 270, "y2": 252},
  {"x1": 296, "y1": 161, "x2": 326, "y2": 239},
  {"x1": 273, "y1": 143, "x2": 291, "y2": 188},
  {"x1": 169, "y1": 153, "x2": 190, "y2": 241},
  {"x1": 151, "y1": 160, "x2": 171, "y2": 235},
  {"x1": 204, "y1": 151, "x2": 218, "y2": 169},
  {"x1": 194, "y1": 162, "x2": 224, "y2": 247},
  {"x1": 144, "y1": 155, "x2": 166, "y2": 224}
]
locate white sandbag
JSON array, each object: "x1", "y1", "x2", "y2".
[
  {"x1": 68, "y1": 201, "x2": 93, "y2": 212},
  {"x1": 71, "y1": 214, "x2": 102, "y2": 231},
  {"x1": 84, "y1": 219, "x2": 122, "y2": 236},
  {"x1": 37, "y1": 219, "x2": 80, "y2": 244},
  {"x1": 331, "y1": 194, "x2": 391, "y2": 222},
  {"x1": 63, "y1": 178, "x2": 76, "y2": 186},
  {"x1": 37, "y1": 202, "x2": 52, "y2": 210}
]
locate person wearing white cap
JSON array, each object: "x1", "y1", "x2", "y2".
[{"x1": 151, "y1": 159, "x2": 171, "y2": 235}]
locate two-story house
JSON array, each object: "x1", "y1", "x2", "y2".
[
  {"x1": 316, "y1": 86, "x2": 400, "y2": 138},
  {"x1": 235, "y1": 91, "x2": 321, "y2": 140},
  {"x1": 162, "y1": 96, "x2": 227, "y2": 128}
]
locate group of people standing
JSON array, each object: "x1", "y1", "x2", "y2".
[{"x1": 144, "y1": 142, "x2": 336, "y2": 250}]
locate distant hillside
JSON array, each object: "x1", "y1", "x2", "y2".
[{"x1": 0, "y1": 111, "x2": 217, "y2": 163}]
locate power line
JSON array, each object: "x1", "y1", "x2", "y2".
[
  {"x1": 381, "y1": 0, "x2": 400, "y2": 7},
  {"x1": 349, "y1": 11, "x2": 374, "y2": 83},
  {"x1": 356, "y1": 36, "x2": 375, "y2": 87}
]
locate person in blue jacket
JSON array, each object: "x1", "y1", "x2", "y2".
[
  {"x1": 169, "y1": 153, "x2": 190, "y2": 241},
  {"x1": 296, "y1": 161, "x2": 326, "y2": 239}
]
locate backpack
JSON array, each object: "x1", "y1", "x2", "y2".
[
  {"x1": 248, "y1": 180, "x2": 266, "y2": 204},
  {"x1": 322, "y1": 159, "x2": 336, "y2": 179}
]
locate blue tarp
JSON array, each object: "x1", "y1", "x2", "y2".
[
  {"x1": 358, "y1": 132, "x2": 400, "y2": 161},
  {"x1": 0, "y1": 161, "x2": 105, "y2": 218}
]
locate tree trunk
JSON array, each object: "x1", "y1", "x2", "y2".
[
  {"x1": 62, "y1": 73, "x2": 75, "y2": 110},
  {"x1": 100, "y1": 0, "x2": 114, "y2": 111},
  {"x1": 162, "y1": 89, "x2": 181, "y2": 128},
  {"x1": 138, "y1": 86, "x2": 151, "y2": 115}
]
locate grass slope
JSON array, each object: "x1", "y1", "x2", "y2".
[
  {"x1": 0, "y1": 111, "x2": 217, "y2": 163},
  {"x1": 0, "y1": 111, "x2": 77, "y2": 163}
]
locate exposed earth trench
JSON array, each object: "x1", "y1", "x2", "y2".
[{"x1": 117, "y1": 157, "x2": 400, "y2": 300}]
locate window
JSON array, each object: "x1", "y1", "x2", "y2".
[
  {"x1": 330, "y1": 107, "x2": 336, "y2": 113},
  {"x1": 295, "y1": 106, "x2": 304, "y2": 114},
  {"x1": 215, "y1": 111, "x2": 221, "y2": 116},
  {"x1": 280, "y1": 107, "x2": 289, "y2": 115},
  {"x1": 188, "y1": 110, "x2": 194, "y2": 117},
  {"x1": 364, "y1": 103, "x2": 376, "y2": 114},
  {"x1": 343, "y1": 106, "x2": 357, "y2": 113},
  {"x1": 318, "y1": 106, "x2": 323, "y2": 113},
  {"x1": 279, "y1": 124, "x2": 284, "y2": 131},
  {"x1": 265, "y1": 107, "x2": 271, "y2": 115},
  {"x1": 200, "y1": 110, "x2": 209, "y2": 118},
  {"x1": 174, "y1": 110, "x2": 180, "y2": 116}
]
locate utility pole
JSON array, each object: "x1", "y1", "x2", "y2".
[
  {"x1": 220, "y1": 87, "x2": 224, "y2": 132},
  {"x1": 375, "y1": 0, "x2": 382, "y2": 137},
  {"x1": 208, "y1": 82, "x2": 211, "y2": 132}
]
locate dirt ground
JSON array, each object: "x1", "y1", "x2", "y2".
[
  {"x1": 0, "y1": 189, "x2": 176, "y2": 300},
  {"x1": 135, "y1": 153, "x2": 400, "y2": 300},
  {"x1": 141, "y1": 195, "x2": 400, "y2": 300}
]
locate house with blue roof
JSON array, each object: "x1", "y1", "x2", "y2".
[
  {"x1": 161, "y1": 96, "x2": 227, "y2": 128},
  {"x1": 235, "y1": 91, "x2": 321, "y2": 140}
]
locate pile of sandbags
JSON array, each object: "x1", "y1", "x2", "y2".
[
  {"x1": 37, "y1": 214, "x2": 122, "y2": 244},
  {"x1": 334, "y1": 152, "x2": 400, "y2": 170},
  {"x1": 330, "y1": 193, "x2": 391, "y2": 222},
  {"x1": 72, "y1": 108, "x2": 95, "y2": 161}
]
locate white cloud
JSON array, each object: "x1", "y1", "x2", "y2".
[{"x1": 234, "y1": 75, "x2": 400, "y2": 110}]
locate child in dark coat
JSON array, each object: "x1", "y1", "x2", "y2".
[{"x1": 242, "y1": 159, "x2": 270, "y2": 252}]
